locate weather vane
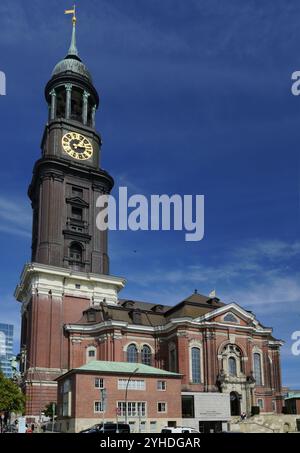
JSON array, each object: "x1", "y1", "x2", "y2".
[{"x1": 65, "y1": 4, "x2": 77, "y2": 24}]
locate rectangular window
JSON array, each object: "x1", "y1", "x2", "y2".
[
  {"x1": 253, "y1": 353, "x2": 263, "y2": 386},
  {"x1": 117, "y1": 401, "x2": 146, "y2": 417},
  {"x1": 62, "y1": 391, "x2": 71, "y2": 417},
  {"x1": 157, "y1": 402, "x2": 167, "y2": 413},
  {"x1": 94, "y1": 401, "x2": 104, "y2": 413},
  {"x1": 272, "y1": 400, "x2": 276, "y2": 412},
  {"x1": 257, "y1": 398, "x2": 264, "y2": 409},
  {"x1": 72, "y1": 187, "x2": 83, "y2": 198},
  {"x1": 95, "y1": 378, "x2": 104, "y2": 389},
  {"x1": 157, "y1": 380, "x2": 166, "y2": 391},
  {"x1": 71, "y1": 206, "x2": 83, "y2": 221},
  {"x1": 87, "y1": 312, "x2": 96, "y2": 322},
  {"x1": 182, "y1": 395, "x2": 195, "y2": 418},
  {"x1": 88, "y1": 349, "x2": 96, "y2": 357},
  {"x1": 118, "y1": 379, "x2": 145, "y2": 390}
]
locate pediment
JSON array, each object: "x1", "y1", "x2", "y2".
[
  {"x1": 194, "y1": 303, "x2": 263, "y2": 329},
  {"x1": 66, "y1": 196, "x2": 89, "y2": 208}
]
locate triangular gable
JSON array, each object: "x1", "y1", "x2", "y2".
[
  {"x1": 194, "y1": 302, "x2": 262, "y2": 328},
  {"x1": 66, "y1": 196, "x2": 89, "y2": 208}
]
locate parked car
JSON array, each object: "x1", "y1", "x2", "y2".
[
  {"x1": 161, "y1": 426, "x2": 200, "y2": 433},
  {"x1": 79, "y1": 423, "x2": 130, "y2": 433}
]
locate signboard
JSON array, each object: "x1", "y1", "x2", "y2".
[
  {"x1": 182, "y1": 392, "x2": 230, "y2": 421},
  {"x1": 18, "y1": 417, "x2": 26, "y2": 434}
]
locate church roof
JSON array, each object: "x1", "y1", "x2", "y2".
[{"x1": 71, "y1": 292, "x2": 226, "y2": 327}]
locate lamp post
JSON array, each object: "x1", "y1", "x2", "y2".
[{"x1": 125, "y1": 368, "x2": 139, "y2": 425}]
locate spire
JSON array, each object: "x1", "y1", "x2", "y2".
[{"x1": 65, "y1": 5, "x2": 79, "y2": 59}]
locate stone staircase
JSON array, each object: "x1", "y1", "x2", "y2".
[{"x1": 230, "y1": 414, "x2": 299, "y2": 433}]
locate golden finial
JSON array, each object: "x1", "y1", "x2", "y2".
[
  {"x1": 65, "y1": 4, "x2": 79, "y2": 57},
  {"x1": 65, "y1": 4, "x2": 77, "y2": 24}
]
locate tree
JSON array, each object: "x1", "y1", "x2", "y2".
[
  {"x1": 44, "y1": 402, "x2": 57, "y2": 419},
  {"x1": 0, "y1": 371, "x2": 25, "y2": 413}
]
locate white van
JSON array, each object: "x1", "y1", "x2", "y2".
[{"x1": 161, "y1": 426, "x2": 200, "y2": 433}]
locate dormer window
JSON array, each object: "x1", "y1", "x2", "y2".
[
  {"x1": 130, "y1": 310, "x2": 142, "y2": 325},
  {"x1": 122, "y1": 300, "x2": 135, "y2": 309},
  {"x1": 87, "y1": 311, "x2": 96, "y2": 323},
  {"x1": 151, "y1": 305, "x2": 164, "y2": 313}
]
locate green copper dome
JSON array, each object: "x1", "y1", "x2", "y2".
[
  {"x1": 52, "y1": 56, "x2": 92, "y2": 81},
  {"x1": 52, "y1": 17, "x2": 92, "y2": 82}
]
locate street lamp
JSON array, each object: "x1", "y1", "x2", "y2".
[{"x1": 125, "y1": 367, "x2": 139, "y2": 424}]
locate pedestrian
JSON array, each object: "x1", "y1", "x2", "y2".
[{"x1": 26, "y1": 424, "x2": 33, "y2": 433}]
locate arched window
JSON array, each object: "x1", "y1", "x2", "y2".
[
  {"x1": 56, "y1": 86, "x2": 66, "y2": 118},
  {"x1": 253, "y1": 353, "x2": 262, "y2": 385},
  {"x1": 69, "y1": 242, "x2": 83, "y2": 270},
  {"x1": 86, "y1": 346, "x2": 96, "y2": 363},
  {"x1": 141, "y1": 345, "x2": 152, "y2": 366},
  {"x1": 191, "y1": 347, "x2": 201, "y2": 383},
  {"x1": 127, "y1": 344, "x2": 138, "y2": 363},
  {"x1": 71, "y1": 87, "x2": 83, "y2": 122},
  {"x1": 228, "y1": 357, "x2": 237, "y2": 376}
]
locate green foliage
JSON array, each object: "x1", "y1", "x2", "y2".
[
  {"x1": 44, "y1": 402, "x2": 57, "y2": 418},
  {"x1": 0, "y1": 371, "x2": 25, "y2": 413}
]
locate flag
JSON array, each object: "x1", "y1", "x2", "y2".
[
  {"x1": 65, "y1": 9, "x2": 75, "y2": 15},
  {"x1": 209, "y1": 289, "x2": 216, "y2": 298}
]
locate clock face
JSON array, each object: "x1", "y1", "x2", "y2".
[{"x1": 62, "y1": 132, "x2": 93, "y2": 160}]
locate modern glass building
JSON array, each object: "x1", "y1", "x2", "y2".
[{"x1": 0, "y1": 323, "x2": 14, "y2": 378}]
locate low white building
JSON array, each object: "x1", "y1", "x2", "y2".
[{"x1": 181, "y1": 392, "x2": 231, "y2": 433}]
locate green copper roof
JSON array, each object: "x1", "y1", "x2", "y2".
[
  {"x1": 76, "y1": 360, "x2": 181, "y2": 377},
  {"x1": 68, "y1": 21, "x2": 79, "y2": 58},
  {"x1": 285, "y1": 392, "x2": 300, "y2": 400},
  {"x1": 51, "y1": 16, "x2": 92, "y2": 82}
]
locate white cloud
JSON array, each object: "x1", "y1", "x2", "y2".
[
  {"x1": 121, "y1": 239, "x2": 300, "y2": 317},
  {"x1": 0, "y1": 196, "x2": 31, "y2": 238}
]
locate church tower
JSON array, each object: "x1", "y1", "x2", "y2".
[{"x1": 15, "y1": 11, "x2": 125, "y2": 418}]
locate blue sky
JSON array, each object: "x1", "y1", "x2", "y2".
[{"x1": 0, "y1": 0, "x2": 299, "y2": 388}]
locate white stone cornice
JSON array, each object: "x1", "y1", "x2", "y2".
[{"x1": 14, "y1": 262, "x2": 126, "y2": 305}]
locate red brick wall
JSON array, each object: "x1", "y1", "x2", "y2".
[{"x1": 71, "y1": 373, "x2": 182, "y2": 420}]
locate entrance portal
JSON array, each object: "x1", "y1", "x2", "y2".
[{"x1": 230, "y1": 391, "x2": 241, "y2": 416}]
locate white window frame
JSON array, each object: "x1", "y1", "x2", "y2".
[
  {"x1": 95, "y1": 377, "x2": 104, "y2": 389},
  {"x1": 118, "y1": 379, "x2": 145, "y2": 390},
  {"x1": 157, "y1": 380, "x2": 167, "y2": 391},
  {"x1": 253, "y1": 348, "x2": 264, "y2": 386},
  {"x1": 157, "y1": 401, "x2": 167, "y2": 413},
  {"x1": 94, "y1": 400, "x2": 104, "y2": 413},
  {"x1": 117, "y1": 401, "x2": 147, "y2": 417},
  {"x1": 189, "y1": 341, "x2": 204, "y2": 383}
]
